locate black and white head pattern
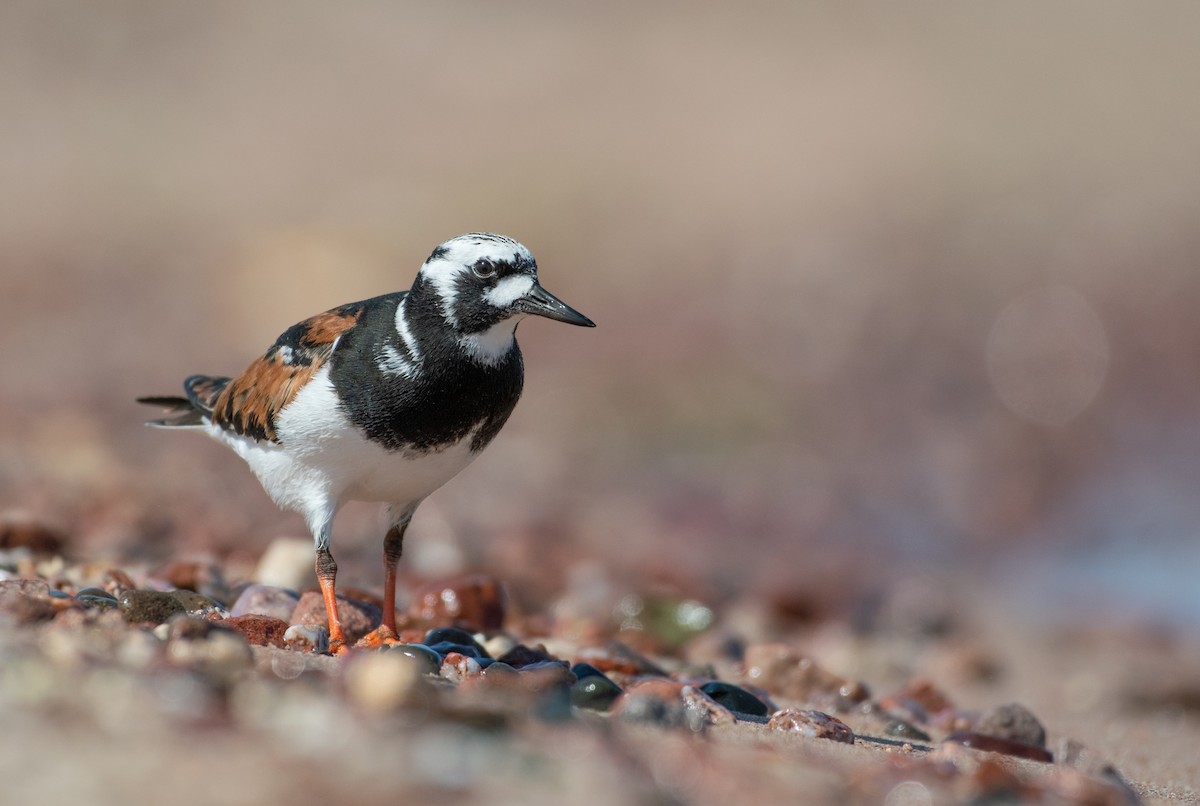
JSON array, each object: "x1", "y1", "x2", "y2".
[{"x1": 413, "y1": 232, "x2": 540, "y2": 364}]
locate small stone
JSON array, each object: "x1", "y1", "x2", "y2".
[
  {"x1": 102, "y1": 568, "x2": 137, "y2": 597},
  {"x1": 743, "y1": 643, "x2": 848, "y2": 701},
  {"x1": 119, "y1": 589, "x2": 186, "y2": 625},
  {"x1": 423, "y1": 626, "x2": 486, "y2": 651},
  {"x1": 254, "y1": 537, "x2": 314, "y2": 590},
  {"x1": 346, "y1": 651, "x2": 427, "y2": 711},
  {"x1": 440, "y1": 651, "x2": 483, "y2": 682},
  {"x1": 943, "y1": 731, "x2": 1053, "y2": 763},
  {"x1": 0, "y1": 512, "x2": 65, "y2": 555},
  {"x1": 409, "y1": 574, "x2": 506, "y2": 631},
  {"x1": 168, "y1": 589, "x2": 227, "y2": 618},
  {"x1": 0, "y1": 578, "x2": 56, "y2": 624},
  {"x1": 879, "y1": 678, "x2": 957, "y2": 726},
  {"x1": 497, "y1": 643, "x2": 559, "y2": 668},
  {"x1": 76, "y1": 593, "x2": 119, "y2": 611},
  {"x1": 975, "y1": 702, "x2": 1047, "y2": 748},
  {"x1": 164, "y1": 616, "x2": 254, "y2": 686},
  {"x1": 768, "y1": 708, "x2": 855, "y2": 744},
  {"x1": 292, "y1": 591, "x2": 381, "y2": 645},
  {"x1": 884, "y1": 720, "x2": 932, "y2": 742},
  {"x1": 283, "y1": 624, "x2": 329, "y2": 654},
  {"x1": 611, "y1": 680, "x2": 708, "y2": 733},
  {"x1": 230, "y1": 584, "x2": 301, "y2": 621},
  {"x1": 699, "y1": 681, "x2": 769, "y2": 718},
  {"x1": 681, "y1": 685, "x2": 737, "y2": 727},
  {"x1": 222, "y1": 614, "x2": 289, "y2": 648},
  {"x1": 427, "y1": 641, "x2": 486, "y2": 660},
  {"x1": 575, "y1": 641, "x2": 669, "y2": 677},
  {"x1": 483, "y1": 632, "x2": 519, "y2": 660},
  {"x1": 380, "y1": 643, "x2": 442, "y2": 675},
  {"x1": 570, "y1": 668, "x2": 622, "y2": 711},
  {"x1": 515, "y1": 660, "x2": 574, "y2": 691}
]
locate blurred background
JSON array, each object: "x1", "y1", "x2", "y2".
[{"x1": 3, "y1": 1, "x2": 1199, "y2": 629}]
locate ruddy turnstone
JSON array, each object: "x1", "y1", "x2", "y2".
[{"x1": 139, "y1": 232, "x2": 594, "y2": 653}]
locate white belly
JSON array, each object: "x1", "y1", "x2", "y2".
[{"x1": 210, "y1": 366, "x2": 480, "y2": 527}]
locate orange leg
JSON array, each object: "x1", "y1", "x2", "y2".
[
  {"x1": 356, "y1": 512, "x2": 412, "y2": 649},
  {"x1": 316, "y1": 545, "x2": 349, "y2": 655}
]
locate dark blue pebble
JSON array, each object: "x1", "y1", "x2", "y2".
[
  {"x1": 885, "y1": 720, "x2": 931, "y2": 742},
  {"x1": 699, "y1": 681, "x2": 769, "y2": 717},
  {"x1": 570, "y1": 667, "x2": 622, "y2": 711},
  {"x1": 569, "y1": 662, "x2": 606, "y2": 680},
  {"x1": 77, "y1": 594, "x2": 120, "y2": 610},
  {"x1": 423, "y1": 627, "x2": 485, "y2": 651},
  {"x1": 380, "y1": 643, "x2": 442, "y2": 675}
]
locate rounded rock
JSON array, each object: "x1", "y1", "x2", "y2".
[
  {"x1": 768, "y1": 708, "x2": 855, "y2": 744},
  {"x1": 975, "y1": 702, "x2": 1047, "y2": 748},
  {"x1": 230, "y1": 584, "x2": 300, "y2": 621},
  {"x1": 380, "y1": 643, "x2": 442, "y2": 675},
  {"x1": 119, "y1": 589, "x2": 186, "y2": 624},
  {"x1": 699, "y1": 681, "x2": 769, "y2": 718},
  {"x1": 346, "y1": 651, "x2": 426, "y2": 711},
  {"x1": 409, "y1": 574, "x2": 506, "y2": 631}
]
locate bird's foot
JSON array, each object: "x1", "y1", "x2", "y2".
[
  {"x1": 355, "y1": 625, "x2": 402, "y2": 649},
  {"x1": 327, "y1": 637, "x2": 351, "y2": 656}
]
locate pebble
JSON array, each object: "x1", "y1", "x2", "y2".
[
  {"x1": 164, "y1": 616, "x2": 255, "y2": 687},
  {"x1": 482, "y1": 632, "x2": 519, "y2": 659},
  {"x1": 291, "y1": 591, "x2": 381, "y2": 645},
  {"x1": 879, "y1": 678, "x2": 957, "y2": 726},
  {"x1": 230, "y1": 584, "x2": 301, "y2": 621},
  {"x1": 440, "y1": 651, "x2": 484, "y2": 682},
  {"x1": 768, "y1": 708, "x2": 855, "y2": 744},
  {"x1": 0, "y1": 578, "x2": 57, "y2": 624},
  {"x1": 222, "y1": 614, "x2": 290, "y2": 648},
  {"x1": 253, "y1": 537, "x2": 315, "y2": 591},
  {"x1": 974, "y1": 702, "x2": 1047, "y2": 748},
  {"x1": 497, "y1": 643, "x2": 559, "y2": 668},
  {"x1": 610, "y1": 680, "x2": 709, "y2": 733},
  {"x1": 345, "y1": 650, "x2": 428, "y2": 711},
  {"x1": 742, "y1": 643, "x2": 848, "y2": 701},
  {"x1": 75, "y1": 593, "x2": 119, "y2": 611},
  {"x1": 942, "y1": 731, "x2": 1053, "y2": 763},
  {"x1": 168, "y1": 589, "x2": 228, "y2": 618},
  {"x1": 409, "y1": 574, "x2": 506, "y2": 631},
  {"x1": 575, "y1": 640, "x2": 669, "y2": 677},
  {"x1": 380, "y1": 643, "x2": 443, "y2": 675},
  {"x1": 283, "y1": 624, "x2": 330, "y2": 654},
  {"x1": 884, "y1": 720, "x2": 932, "y2": 742},
  {"x1": 570, "y1": 668, "x2": 622, "y2": 711},
  {"x1": 699, "y1": 681, "x2": 769, "y2": 718},
  {"x1": 118, "y1": 589, "x2": 186, "y2": 624},
  {"x1": 424, "y1": 626, "x2": 486, "y2": 649}
]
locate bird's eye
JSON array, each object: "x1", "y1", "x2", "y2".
[{"x1": 473, "y1": 259, "x2": 497, "y2": 278}]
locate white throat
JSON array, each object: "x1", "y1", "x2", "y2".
[{"x1": 459, "y1": 317, "x2": 523, "y2": 366}]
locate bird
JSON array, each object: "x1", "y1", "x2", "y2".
[{"x1": 138, "y1": 232, "x2": 594, "y2": 653}]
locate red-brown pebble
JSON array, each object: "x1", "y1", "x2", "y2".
[
  {"x1": 943, "y1": 731, "x2": 1053, "y2": 763},
  {"x1": 768, "y1": 708, "x2": 855, "y2": 744},
  {"x1": 408, "y1": 574, "x2": 506, "y2": 631},
  {"x1": 222, "y1": 614, "x2": 290, "y2": 648},
  {"x1": 291, "y1": 591, "x2": 381, "y2": 644}
]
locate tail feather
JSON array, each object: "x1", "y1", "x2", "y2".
[{"x1": 137, "y1": 374, "x2": 231, "y2": 428}]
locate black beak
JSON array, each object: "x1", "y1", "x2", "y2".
[{"x1": 516, "y1": 283, "x2": 596, "y2": 327}]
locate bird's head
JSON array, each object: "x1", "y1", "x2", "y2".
[{"x1": 412, "y1": 232, "x2": 594, "y2": 363}]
